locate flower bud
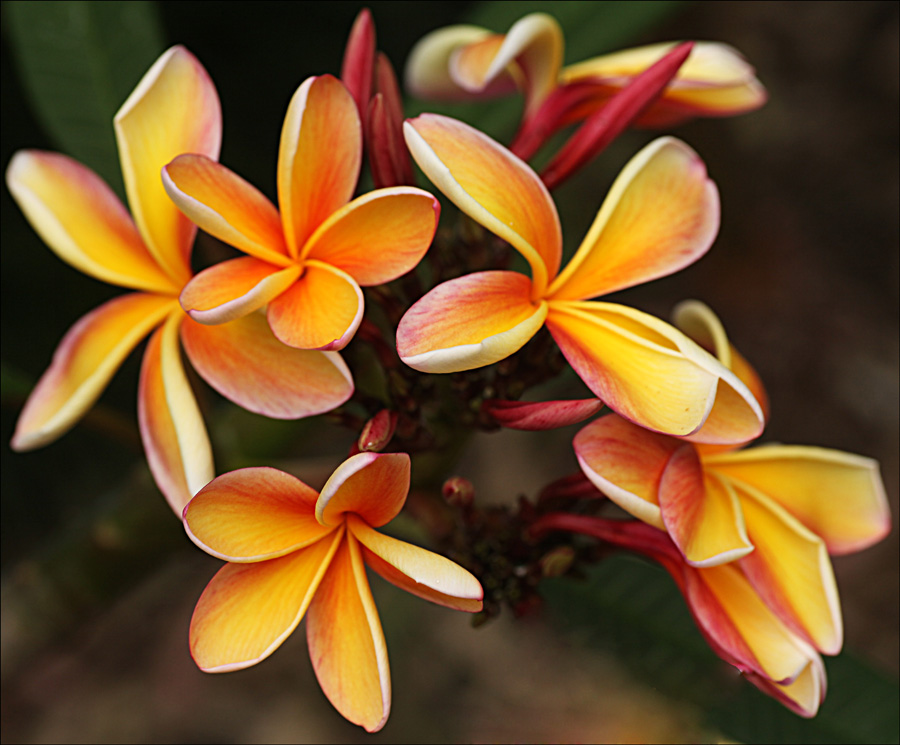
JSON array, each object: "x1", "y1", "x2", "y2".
[
  {"x1": 357, "y1": 409, "x2": 398, "y2": 452},
  {"x1": 442, "y1": 476, "x2": 474, "y2": 507}
]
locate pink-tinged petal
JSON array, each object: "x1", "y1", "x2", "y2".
[
  {"x1": 340, "y1": 8, "x2": 376, "y2": 119},
  {"x1": 190, "y1": 528, "x2": 343, "y2": 673},
  {"x1": 278, "y1": 75, "x2": 362, "y2": 257},
  {"x1": 266, "y1": 261, "x2": 363, "y2": 350},
  {"x1": 162, "y1": 154, "x2": 291, "y2": 265},
  {"x1": 348, "y1": 515, "x2": 483, "y2": 611},
  {"x1": 704, "y1": 446, "x2": 891, "y2": 555},
  {"x1": 484, "y1": 397, "x2": 605, "y2": 431},
  {"x1": 316, "y1": 452, "x2": 410, "y2": 529},
  {"x1": 11, "y1": 293, "x2": 175, "y2": 452},
  {"x1": 736, "y1": 483, "x2": 842, "y2": 655},
  {"x1": 573, "y1": 414, "x2": 681, "y2": 529},
  {"x1": 397, "y1": 271, "x2": 548, "y2": 373},
  {"x1": 6, "y1": 151, "x2": 177, "y2": 294},
  {"x1": 746, "y1": 653, "x2": 826, "y2": 719},
  {"x1": 307, "y1": 532, "x2": 391, "y2": 733},
  {"x1": 547, "y1": 137, "x2": 719, "y2": 301},
  {"x1": 181, "y1": 312, "x2": 353, "y2": 419},
  {"x1": 404, "y1": 115, "x2": 561, "y2": 295},
  {"x1": 302, "y1": 187, "x2": 438, "y2": 283},
  {"x1": 659, "y1": 444, "x2": 753, "y2": 567},
  {"x1": 138, "y1": 312, "x2": 214, "y2": 515},
  {"x1": 179, "y1": 257, "x2": 300, "y2": 325},
  {"x1": 404, "y1": 25, "x2": 502, "y2": 100},
  {"x1": 115, "y1": 46, "x2": 222, "y2": 286},
  {"x1": 184, "y1": 467, "x2": 337, "y2": 562}
]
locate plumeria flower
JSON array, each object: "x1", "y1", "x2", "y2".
[
  {"x1": 531, "y1": 515, "x2": 827, "y2": 717},
  {"x1": 162, "y1": 74, "x2": 439, "y2": 351},
  {"x1": 405, "y1": 13, "x2": 766, "y2": 141},
  {"x1": 573, "y1": 301, "x2": 891, "y2": 657},
  {"x1": 397, "y1": 115, "x2": 764, "y2": 443},
  {"x1": 6, "y1": 47, "x2": 354, "y2": 514},
  {"x1": 183, "y1": 453, "x2": 483, "y2": 732}
]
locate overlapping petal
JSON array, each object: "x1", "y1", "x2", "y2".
[
  {"x1": 12, "y1": 293, "x2": 176, "y2": 452},
  {"x1": 405, "y1": 25, "x2": 501, "y2": 100},
  {"x1": 316, "y1": 453, "x2": 410, "y2": 529},
  {"x1": 138, "y1": 312, "x2": 214, "y2": 514},
  {"x1": 190, "y1": 528, "x2": 343, "y2": 673},
  {"x1": 404, "y1": 114, "x2": 561, "y2": 294},
  {"x1": 746, "y1": 653, "x2": 826, "y2": 719},
  {"x1": 278, "y1": 75, "x2": 362, "y2": 256},
  {"x1": 180, "y1": 312, "x2": 353, "y2": 419},
  {"x1": 348, "y1": 515, "x2": 483, "y2": 611},
  {"x1": 115, "y1": 45, "x2": 222, "y2": 285},
  {"x1": 302, "y1": 187, "x2": 439, "y2": 284},
  {"x1": 265, "y1": 261, "x2": 364, "y2": 350},
  {"x1": 704, "y1": 446, "x2": 891, "y2": 555},
  {"x1": 184, "y1": 467, "x2": 337, "y2": 562},
  {"x1": 397, "y1": 271, "x2": 548, "y2": 373},
  {"x1": 307, "y1": 532, "x2": 391, "y2": 733},
  {"x1": 546, "y1": 137, "x2": 719, "y2": 301}
]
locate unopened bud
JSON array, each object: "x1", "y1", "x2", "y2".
[
  {"x1": 358, "y1": 409, "x2": 398, "y2": 452},
  {"x1": 340, "y1": 8, "x2": 376, "y2": 120},
  {"x1": 539, "y1": 546, "x2": 576, "y2": 578},
  {"x1": 441, "y1": 476, "x2": 474, "y2": 508}
]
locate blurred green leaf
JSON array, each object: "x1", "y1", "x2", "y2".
[
  {"x1": 4, "y1": 0, "x2": 165, "y2": 197},
  {"x1": 542, "y1": 554, "x2": 900, "y2": 744}
]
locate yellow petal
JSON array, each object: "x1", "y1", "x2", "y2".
[
  {"x1": 138, "y1": 311, "x2": 214, "y2": 514},
  {"x1": 6, "y1": 151, "x2": 178, "y2": 294},
  {"x1": 190, "y1": 528, "x2": 343, "y2": 672},
  {"x1": 307, "y1": 532, "x2": 391, "y2": 732},
  {"x1": 704, "y1": 445, "x2": 891, "y2": 555},
  {"x1": 547, "y1": 137, "x2": 719, "y2": 302},
  {"x1": 397, "y1": 270, "x2": 548, "y2": 373},
  {"x1": 180, "y1": 312, "x2": 353, "y2": 419},
  {"x1": 316, "y1": 453, "x2": 410, "y2": 529},
  {"x1": 747, "y1": 653, "x2": 826, "y2": 718},
  {"x1": 404, "y1": 25, "x2": 500, "y2": 100},
  {"x1": 115, "y1": 45, "x2": 222, "y2": 286},
  {"x1": 404, "y1": 114, "x2": 561, "y2": 295},
  {"x1": 11, "y1": 293, "x2": 175, "y2": 452},
  {"x1": 278, "y1": 75, "x2": 361, "y2": 257},
  {"x1": 348, "y1": 514, "x2": 483, "y2": 611},
  {"x1": 184, "y1": 467, "x2": 336, "y2": 561}
]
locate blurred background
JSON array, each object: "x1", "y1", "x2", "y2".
[{"x1": 2, "y1": 1, "x2": 897, "y2": 742}]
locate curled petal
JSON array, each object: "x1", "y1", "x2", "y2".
[
  {"x1": 316, "y1": 453, "x2": 410, "y2": 529},
  {"x1": 162, "y1": 155, "x2": 291, "y2": 265},
  {"x1": 115, "y1": 45, "x2": 222, "y2": 285},
  {"x1": 404, "y1": 25, "x2": 498, "y2": 100},
  {"x1": 404, "y1": 114, "x2": 561, "y2": 295},
  {"x1": 659, "y1": 445, "x2": 753, "y2": 567},
  {"x1": 139, "y1": 312, "x2": 214, "y2": 514},
  {"x1": 190, "y1": 528, "x2": 343, "y2": 672},
  {"x1": 266, "y1": 261, "x2": 363, "y2": 350},
  {"x1": 746, "y1": 653, "x2": 826, "y2": 719},
  {"x1": 703, "y1": 445, "x2": 891, "y2": 555},
  {"x1": 302, "y1": 187, "x2": 439, "y2": 283},
  {"x1": 349, "y1": 515, "x2": 483, "y2": 611},
  {"x1": 547, "y1": 137, "x2": 719, "y2": 301},
  {"x1": 397, "y1": 271, "x2": 548, "y2": 373},
  {"x1": 6, "y1": 151, "x2": 176, "y2": 294},
  {"x1": 484, "y1": 398, "x2": 605, "y2": 431},
  {"x1": 12, "y1": 293, "x2": 175, "y2": 452},
  {"x1": 278, "y1": 75, "x2": 361, "y2": 256},
  {"x1": 184, "y1": 467, "x2": 335, "y2": 562},
  {"x1": 181, "y1": 312, "x2": 353, "y2": 419},
  {"x1": 180, "y1": 257, "x2": 300, "y2": 325},
  {"x1": 307, "y1": 532, "x2": 391, "y2": 733}
]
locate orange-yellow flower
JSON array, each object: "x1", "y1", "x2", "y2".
[
  {"x1": 162, "y1": 74, "x2": 439, "y2": 351},
  {"x1": 183, "y1": 453, "x2": 483, "y2": 732},
  {"x1": 573, "y1": 302, "x2": 890, "y2": 658},
  {"x1": 6, "y1": 47, "x2": 354, "y2": 514},
  {"x1": 397, "y1": 115, "x2": 763, "y2": 442}
]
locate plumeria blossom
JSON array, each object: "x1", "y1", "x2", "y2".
[
  {"x1": 397, "y1": 115, "x2": 764, "y2": 442},
  {"x1": 6, "y1": 47, "x2": 354, "y2": 514},
  {"x1": 405, "y1": 13, "x2": 766, "y2": 140},
  {"x1": 573, "y1": 301, "x2": 891, "y2": 657},
  {"x1": 183, "y1": 453, "x2": 483, "y2": 732},
  {"x1": 531, "y1": 515, "x2": 827, "y2": 717},
  {"x1": 162, "y1": 74, "x2": 439, "y2": 351}
]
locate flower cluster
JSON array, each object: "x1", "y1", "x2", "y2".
[{"x1": 6, "y1": 7, "x2": 890, "y2": 733}]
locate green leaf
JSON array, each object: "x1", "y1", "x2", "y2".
[{"x1": 4, "y1": 0, "x2": 165, "y2": 197}]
